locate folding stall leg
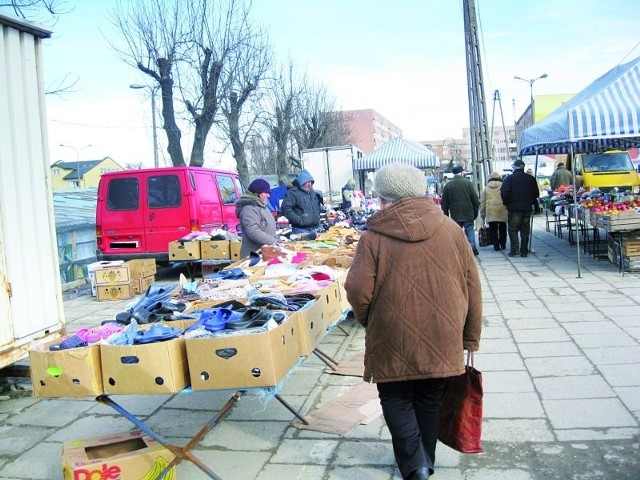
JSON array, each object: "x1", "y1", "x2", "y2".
[
  {"x1": 274, "y1": 393, "x2": 309, "y2": 425},
  {"x1": 96, "y1": 391, "x2": 244, "y2": 480},
  {"x1": 313, "y1": 347, "x2": 340, "y2": 370}
]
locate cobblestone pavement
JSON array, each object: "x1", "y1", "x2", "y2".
[{"x1": 1, "y1": 216, "x2": 639, "y2": 479}]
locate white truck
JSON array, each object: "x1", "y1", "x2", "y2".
[
  {"x1": 301, "y1": 145, "x2": 364, "y2": 208},
  {"x1": 0, "y1": 14, "x2": 65, "y2": 370}
]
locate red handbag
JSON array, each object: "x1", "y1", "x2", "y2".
[{"x1": 438, "y1": 351, "x2": 484, "y2": 453}]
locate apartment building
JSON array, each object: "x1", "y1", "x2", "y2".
[{"x1": 339, "y1": 109, "x2": 403, "y2": 154}]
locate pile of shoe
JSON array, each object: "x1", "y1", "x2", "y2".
[
  {"x1": 109, "y1": 284, "x2": 194, "y2": 325},
  {"x1": 49, "y1": 323, "x2": 126, "y2": 351}
]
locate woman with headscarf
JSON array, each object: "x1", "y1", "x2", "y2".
[
  {"x1": 235, "y1": 178, "x2": 278, "y2": 258},
  {"x1": 480, "y1": 171, "x2": 508, "y2": 251},
  {"x1": 345, "y1": 164, "x2": 482, "y2": 480}
]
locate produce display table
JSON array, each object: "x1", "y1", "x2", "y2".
[{"x1": 586, "y1": 210, "x2": 640, "y2": 272}]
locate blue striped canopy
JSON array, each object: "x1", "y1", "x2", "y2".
[
  {"x1": 353, "y1": 137, "x2": 438, "y2": 170},
  {"x1": 519, "y1": 56, "x2": 640, "y2": 156}
]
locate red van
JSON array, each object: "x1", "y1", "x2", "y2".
[{"x1": 96, "y1": 166, "x2": 244, "y2": 262}]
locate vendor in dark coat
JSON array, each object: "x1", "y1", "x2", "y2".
[
  {"x1": 500, "y1": 159, "x2": 540, "y2": 257},
  {"x1": 280, "y1": 169, "x2": 322, "y2": 234}
]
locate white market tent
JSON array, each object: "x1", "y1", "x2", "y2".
[
  {"x1": 520, "y1": 55, "x2": 640, "y2": 156},
  {"x1": 353, "y1": 137, "x2": 439, "y2": 171},
  {"x1": 519, "y1": 55, "x2": 640, "y2": 276}
]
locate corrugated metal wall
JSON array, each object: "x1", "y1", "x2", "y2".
[{"x1": 0, "y1": 15, "x2": 65, "y2": 344}]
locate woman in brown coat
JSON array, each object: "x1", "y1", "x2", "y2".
[{"x1": 345, "y1": 164, "x2": 482, "y2": 480}]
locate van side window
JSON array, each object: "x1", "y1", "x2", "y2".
[
  {"x1": 148, "y1": 175, "x2": 181, "y2": 208},
  {"x1": 216, "y1": 175, "x2": 238, "y2": 204},
  {"x1": 107, "y1": 178, "x2": 139, "y2": 210}
]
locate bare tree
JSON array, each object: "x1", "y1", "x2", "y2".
[
  {"x1": 0, "y1": 0, "x2": 69, "y2": 21},
  {"x1": 261, "y1": 61, "x2": 306, "y2": 185},
  {"x1": 110, "y1": 0, "x2": 262, "y2": 168},
  {"x1": 217, "y1": 20, "x2": 272, "y2": 184},
  {"x1": 44, "y1": 72, "x2": 79, "y2": 97},
  {"x1": 245, "y1": 132, "x2": 275, "y2": 175},
  {"x1": 293, "y1": 81, "x2": 353, "y2": 155},
  {"x1": 110, "y1": 0, "x2": 187, "y2": 165}
]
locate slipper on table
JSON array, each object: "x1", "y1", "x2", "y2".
[
  {"x1": 49, "y1": 335, "x2": 88, "y2": 351},
  {"x1": 226, "y1": 309, "x2": 287, "y2": 330},
  {"x1": 75, "y1": 323, "x2": 124, "y2": 343},
  {"x1": 134, "y1": 324, "x2": 183, "y2": 344}
]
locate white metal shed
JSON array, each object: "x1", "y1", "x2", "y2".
[{"x1": 0, "y1": 13, "x2": 65, "y2": 368}]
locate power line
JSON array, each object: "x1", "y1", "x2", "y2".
[{"x1": 48, "y1": 118, "x2": 146, "y2": 129}]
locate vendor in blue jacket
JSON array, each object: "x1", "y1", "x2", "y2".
[{"x1": 281, "y1": 169, "x2": 322, "y2": 234}]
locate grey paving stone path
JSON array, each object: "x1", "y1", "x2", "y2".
[{"x1": 0, "y1": 216, "x2": 639, "y2": 479}]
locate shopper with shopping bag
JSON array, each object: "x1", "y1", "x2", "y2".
[
  {"x1": 345, "y1": 164, "x2": 483, "y2": 480},
  {"x1": 479, "y1": 171, "x2": 508, "y2": 251}
]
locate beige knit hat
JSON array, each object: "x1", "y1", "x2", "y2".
[{"x1": 373, "y1": 164, "x2": 427, "y2": 201}]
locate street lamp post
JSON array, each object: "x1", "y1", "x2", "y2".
[
  {"x1": 130, "y1": 84, "x2": 159, "y2": 168},
  {"x1": 60, "y1": 143, "x2": 91, "y2": 188},
  {"x1": 514, "y1": 73, "x2": 548, "y2": 119}
]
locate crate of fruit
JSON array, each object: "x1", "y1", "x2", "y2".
[{"x1": 596, "y1": 211, "x2": 640, "y2": 231}]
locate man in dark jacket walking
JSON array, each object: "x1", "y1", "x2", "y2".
[
  {"x1": 281, "y1": 169, "x2": 322, "y2": 234},
  {"x1": 441, "y1": 166, "x2": 480, "y2": 255},
  {"x1": 501, "y1": 159, "x2": 540, "y2": 257}
]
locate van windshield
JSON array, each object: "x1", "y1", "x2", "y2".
[{"x1": 582, "y1": 153, "x2": 633, "y2": 173}]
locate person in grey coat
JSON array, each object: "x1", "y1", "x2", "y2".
[
  {"x1": 440, "y1": 166, "x2": 480, "y2": 255},
  {"x1": 235, "y1": 178, "x2": 278, "y2": 258}
]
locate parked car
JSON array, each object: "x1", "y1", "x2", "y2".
[{"x1": 96, "y1": 166, "x2": 244, "y2": 262}]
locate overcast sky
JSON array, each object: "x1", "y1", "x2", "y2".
[{"x1": 5, "y1": 0, "x2": 639, "y2": 170}]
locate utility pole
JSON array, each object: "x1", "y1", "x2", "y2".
[
  {"x1": 463, "y1": 0, "x2": 491, "y2": 193},
  {"x1": 490, "y1": 90, "x2": 510, "y2": 169}
]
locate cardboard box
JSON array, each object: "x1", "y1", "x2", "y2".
[
  {"x1": 315, "y1": 281, "x2": 343, "y2": 328},
  {"x1": 169, "y1": 240, "x2": 201, "y2": 260},
  {"x1": 295, "y1": 298, "x2": 328, "y2": 356},
  {"x1": 125, "y1": 259, "x2": 157, "y2": 279},
  {"x1": 96, "y1": 283, "x2": 136, "y2": 301},
  {"x1": 131, "y1": 275, "x2": 155, "y2": 295},
  {"x1": 88, "y1": 261, "x2": 124, "y2": 297},
  {"x1": 62, "y1": 429, "x2": 175, "y2": 480},
  {"x1": 29, "y1": 341, "x2": 103, "y2": 397},
  {"x1": 200, "y1": 240, "x2": 230, "y2": 260},
  {"x1": 333, "y1": 271, "x2": 352, "y2": 312},
  {"x1": 186, "y1": 314, "x2": 300, "y2": 390},
  {"x1": 94, "y1": 263, "x2": 131, "y2": 286},
  {"x1": 101, "y1": 338, "x2": 189, "y2": 394},
  {"x1": 229, "y1": 241, "x2": 242, "y2": 260}
]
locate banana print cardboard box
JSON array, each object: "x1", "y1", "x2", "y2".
[{"x1": 62, "y1": 429, "x2": 176, "y2": 480}]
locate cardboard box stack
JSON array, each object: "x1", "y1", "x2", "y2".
[
  {"x1": 94, "y1": 261, "x2": 135, "y2": 301},
  {"x1": 127, "y1": 259, "x2": 157, "y2": 294}
]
